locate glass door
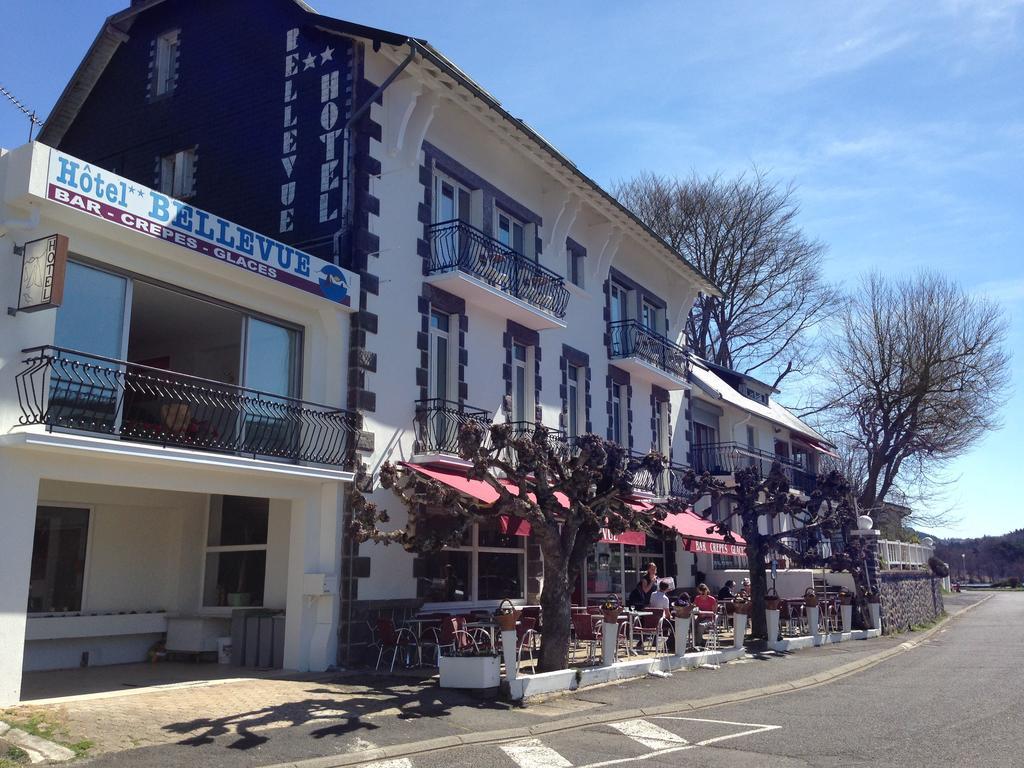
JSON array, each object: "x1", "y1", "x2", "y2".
[
  {"x1": 52, "y1": 262, "x2": 130, "y2": 433},
  {"x1": 434, "y1": 172, "x2": 471, "y2": 269},
  {"x1": 511, "y1": 342, "x2": 530, "y2": 423},
  {"x1": 429, "y1": 310, "x2": 454, "y2": 451},
  {"x1": 609, "y1": 282, "x2": 630, "y2": 357},
  {"x1": 241, "y1": 317, "x2": 300, "y2": 458}
]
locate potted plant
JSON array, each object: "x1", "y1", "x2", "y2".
[
  {"x1": 838, "y1": 588, "x2": 854, "y2": 632},
  {"x1": 438, "y1": 649, "x2": 502, "y2": 689},
  {"x1": 731, "y1": 596, "x2": 751, "y2": 615},
  {"x1": 865, "y1": 591, "x2": 882, "y2": 631},
  {"x1": 803, "y1": 588, "x2": 819, "y2": 607},
  {"x1": 601, "y1": 594, "x2": 622, "y2": 624},
  {"x1": 494, "y1": 598, "x2": 520, "y2": 632},
  {"x1": 765, "y1": 590, "x2": 781, "y2": 610},
  {"x1": 673, "y1": 600, "x2": 693, "y2": 619},
  {"x1": 838, "y1": 588, "x2": 853, "y2": 605}
]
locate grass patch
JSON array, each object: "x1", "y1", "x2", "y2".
[
  {"x1": 0, "y1": 709, "x2": 93, "y2": 761},
  {"x1": 909, "y1": 612, "x2": 947, "y2": 632},
  {"x1": 0, "y1": 743, "x2": 30, "y2": 767}
]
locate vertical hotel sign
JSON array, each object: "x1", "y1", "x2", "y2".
[
  {"x1": 17, "y1": 234, "x2": 68, "y2": 312},
  {"x1": 43, "y1": 149, "x2": 358, "y2": 308}
]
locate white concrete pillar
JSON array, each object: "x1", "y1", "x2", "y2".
[
  {"x1": 733, "y1": 613, "x2": 747, "y2": 649},
  {"x1": 283, "y1": 482, "x2": 343, "y2": 671},
  {"x1": 841, "y1": 604, "x2": 853, "y2": 633},
  {"x1": 0, "y1": 454, "x2": 40, "y2": 705},
  {"x1": 868, "y1": 603, "x2": 881, "y2": 631},
  {"x1": 806, "y1": 606, "x2": 820, "y2": 645},
  {"x1": 500, "y1": 628, "x2": 518, "y2": 682},
  {"x1": 766, "y1": 609, "x2": 780, "y2": 643},
  {"x1": 673, "y1": 616, "x2": 690, "y2": 657},
  {"x1": 601, "y1": 619, "x2": 618, "y2": 666}
]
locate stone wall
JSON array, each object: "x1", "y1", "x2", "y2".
[{"x1": 878, "y1": 571, "x2": 944, "y2": 634}]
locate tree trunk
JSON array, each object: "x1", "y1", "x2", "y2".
[
  {"x1": 746, "y1": 535, "x2": 770, "y2": 640},
  {"x1": 536, "y1": 545, "x2": 572, "y2": 673}
]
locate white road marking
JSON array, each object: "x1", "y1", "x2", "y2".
[
  {"x1": 650, "y1": 715, "x2": 782, "y2": 745},
  {"x1": 501, "y1": 738, "x2": 574, "y2": 768},
  {"x1": 608, "y1": 719, "x2": 688, "y2": 750}
]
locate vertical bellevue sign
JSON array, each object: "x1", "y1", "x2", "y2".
[
  {"x1": 43, "y1": 149, "x2": 358, "y2": 309},
  {"x1": 17, "y1": 234, "x2": 68, "y2": 312}
]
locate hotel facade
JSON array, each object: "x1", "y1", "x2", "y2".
[{"x1": 0, "y1": 0, "x2": 830, "y2": 703}]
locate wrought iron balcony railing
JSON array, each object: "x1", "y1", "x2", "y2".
[
  {"x1": 414, "y1": 398, "x2": 492, "y2": 455},
  {"x1": 16, "y1": 346, "x2": 357, "y2": 466},
  {"x1": 690, "y1": 441, "x2": 817, "y2": 494},
  {"x1": 427, "y1": 219, "x2": 570, "y2": 318},
  {"x1": 608, "y1": 320, "x2": 689, "y2": 378}
]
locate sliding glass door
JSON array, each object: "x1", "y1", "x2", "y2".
[{"x1": 241, "y1": 317, "x2": 301, "y2": 458}]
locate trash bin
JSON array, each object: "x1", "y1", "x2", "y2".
[{"x1": 217, "y1": 637, "x2": 232, "y2": 665}]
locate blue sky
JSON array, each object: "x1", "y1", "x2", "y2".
[{"x1": 2, "y1": 1, "x2": 1021, "y2": 538}]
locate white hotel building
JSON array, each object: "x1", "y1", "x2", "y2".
[{"x1": 0, "y1": 0, "x2": 831, "y2": 703}]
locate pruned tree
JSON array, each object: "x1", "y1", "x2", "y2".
[
  {"x1": 614, "y1": 169, "x2": 837, "y2": 388},
  {"x1": 812, "y1": 272, "x2": 1010, "y2": 519},
  {"x1": 350, "y1": 423, "x2": 665, "y2": 672},
  {"x1": 669, "y1": 463, "x2": 858, "y2": 639}
]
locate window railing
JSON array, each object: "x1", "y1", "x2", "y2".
[
  {"x1": 691, "y1": 441, "x2": 817, "y2": 493},
  {"x1": 608, "y1": 320, "x2": 689, "y2": 378},
  {"x1": 414, "y1": 399, "x2": 492, "y2": 455},
  {"x1": 427, "y1": 219, "x2": 570, "y2": 318},
  {"x1": 16, "y1": 346, "x2": 357, "y2": 467}
]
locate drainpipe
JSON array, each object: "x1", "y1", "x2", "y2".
[{"x1": 333, "y1": 41, "x2": 418, "y2": 258}]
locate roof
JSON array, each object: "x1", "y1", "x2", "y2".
[
  {"x1": 39, "y1": 0, "x2": 720, "y2": 297},
  {"x1": 689, "y1": 360, "x2": 831, "y2": 446}
]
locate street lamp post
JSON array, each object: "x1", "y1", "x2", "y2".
[{"x1": 961, "y1": 552, "x2": 966, "y2": 581}]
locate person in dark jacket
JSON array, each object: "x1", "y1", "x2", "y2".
[{"x1": 717, "y1": 580, "x2": 736, "y2": 600}]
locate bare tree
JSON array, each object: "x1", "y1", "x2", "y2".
[
  {"x1": 350, "y1": 424, "x2": 665, "y2": 673},
  {"x1": 614, "y1": 169, "x2": 837, "y2": 388},
  {"x1": 816, "y1": 272, "x2": 1010, "y2": 517},
  {"x1": 669, "y1": 464, "x2": 858, "y2": 640}
]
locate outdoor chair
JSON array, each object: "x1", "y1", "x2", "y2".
[
  {"x1": 695, "y1": 610, "x2": 720, "y2": 651},
  {"x1": 571, "y1": 612, "x2": 600, "y2": 665},
  {"x1": 636, "y1": 610, "x2": 672, "y2": 655},
  {"x1": 429, "y1": 616, "x2": 478, "y2": 665},
  {"x1": 373, "y1": 618, "x2": 418, "y2": 672},
  {"x1": 516, "y1": 616, "x2": 539, "y2": 673}
]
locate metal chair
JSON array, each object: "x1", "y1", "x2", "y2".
[
  {"x1": 516, "y1": 616, "x2": 539, "y2": 673},
  {"x1": 429, "y1": 616, "x2": 478, "y2": 664},
  {"x1": 636, "y1": 610, "x2": 672, "y2": 655},
  {"x1": 571, "y1": 612, "x2": 600, "y2": 665},
  {"x1": 373, "y1": 618, "x2": 418, "y2": 672}
]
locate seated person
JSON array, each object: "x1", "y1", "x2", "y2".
[
  {"x1": 717, "y1": 580, "x2": 736, "y2": 600},
  {"x1": 693, "y1": 583, "x2": 718, "y2": 615},
  {"x1": 648, "y1": 580, "x2": 672, "y2": 615},
  {"x1": 739, "y1": 578, "x2": 751, "y2": 598}
]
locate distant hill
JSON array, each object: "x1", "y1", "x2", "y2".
[{"x1": 934, "y1": 529, "x2": 1024, "y2": 582}]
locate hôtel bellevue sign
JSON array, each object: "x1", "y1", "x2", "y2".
[{"x1": 44, "y1": 149, "x2": 357, "y2": 308}]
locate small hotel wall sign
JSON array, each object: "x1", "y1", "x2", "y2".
[
  {"x1": 43, "y1": 149, "x2": 358, "y2": 308},
  {"x1": 17, "y1": 233, "x2": 68, "y2": 312}
]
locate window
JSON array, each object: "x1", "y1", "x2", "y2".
[
  {"x1": 496, "y1": 210, "x2": 525, "y2": 255},
  {"x1": 434, "y1": 172, "x2": 469, "y2": 224},
  {"x1": 154, "y1": 29, "x2": 180, "y2": 96},
  {"x1": 610, "y1": 281, "x2": 630, "y2": 324},
  {"x1": 429, "y1": 311, "x2": 452, "y2": 402},
  {"x1": 746, "y1": 425, "x2": 756, "y2": 451},
  {"x1": 416, "y1": 519, "x2": 526, "y2": 604},
  {"x1": 203, "y1": 496, "x2": 269, "y2": 608},
  {"x1": 654, "y1": 400, "x2": 669, "y2": 454},
  {"x1": 159, "y1": 149, "x2": 196, "y2": 198},
  {"x1": 567, "y1": 364, "x2": 583, "y2": 438},
  {"x1": 511, "y1": 342, "x2": 531, "y2": 422},
  {"x1": 641, "y1": 300, "x2": 659, "y2": 331},
  {"x1": 611, "y1": 383, "x2": 624, "y2": 444},
  {"x1": 28, "y1": 506, "x2": 90, "y2": 613},
  {"x1": 567, "y1": 242, "x2": 585, "y2": 288}
]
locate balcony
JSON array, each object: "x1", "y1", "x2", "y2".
[
  {"x1": 413, "y1": 398, "x2": 492, "y2": 460},
  {"x1": 426, "y1": 220, "x2": 570, "y2": 330},
  {"x1": 691, "y1": 441, "x2": 817, "y2": 495},
  {"x1": 608, "y1": 320, "x2": 689, "y2": 390},
  {"x1": 16, "y1": 346, "x2": 357, "y2": 467}
]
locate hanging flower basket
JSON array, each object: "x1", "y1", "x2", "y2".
[
  {"x1": 765, "y1": 591, "x2": 781, "y2": 611},
  {"x1": 803, "y1": 588, "x2": 819, "y2": 607},
  {"x1": 494, "y1": 598, "x2": 520, "y2": 632},
  {"x1": 838, "y1": 589, "x2": 854, "y2": 605},
  {"x1": 866, "y1": 591, "x2": 881, "y2": 604},
  {"x1": 732, "y1": 597, "x2": 751, "y2": 615},
  {"x1": 601, "y1": 594, "x2": 622, "y2": 624}
]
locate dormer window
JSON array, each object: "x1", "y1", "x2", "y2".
[
  {"x1": 154, "y1": 29, "x2": 180, "y2": 97},
  {"x1": 159, "y1": 148, "x2": 196, "y2": 198}
]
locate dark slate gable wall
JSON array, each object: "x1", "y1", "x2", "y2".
[{"x1": 56, "y1": 0, "x2": 354, "y2": 263}]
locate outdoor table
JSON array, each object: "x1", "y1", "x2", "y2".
[
  {"x1": 465, "y1": 619, "x2": 518, "y2": 648},
  {"x1": 620, "y1": 610, "x2": 652, "y2": 655},
  {"x1": 403, "y1": 614, "x2": 448, "y2": 664}
]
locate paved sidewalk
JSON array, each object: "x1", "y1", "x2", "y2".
[{"x1": 5, "y1": 592, "x2": 985, "y2": 767}]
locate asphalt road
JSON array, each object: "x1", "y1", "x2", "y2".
[
  {"x1": 80, "y1": 591, "x2": 1005, "y2": 768},
  {"x1": 402, "y1": 592, "x2": 1020, "y2": 768}
]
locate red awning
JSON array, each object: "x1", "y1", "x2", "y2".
[
  {"x1": 659, "y1": 508, "x2": 746, "y2": 557},
  {"x1": 793, "y1": 436, "x2": 840, "y2": 459},
  {"x1": 402, "y1": 463, "x2": 646, "y2": 545}
]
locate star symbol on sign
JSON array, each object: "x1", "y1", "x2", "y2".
[
  {"x1": 320, "y1": 45, "x2": 334, "y2": 65},
  {"x1": 137, "y1": 188, "x2": 146, "y2": 197},
  {"x1": 303, "y1": 52, "x2": 316, "y2": 70},
  {"x1": 128, "y1": 185, "x2": 136, "y2": 194}
]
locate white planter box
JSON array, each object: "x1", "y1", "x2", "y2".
[{"x1": 438, "y1": 655, "x2": 501, "y2": 689}]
